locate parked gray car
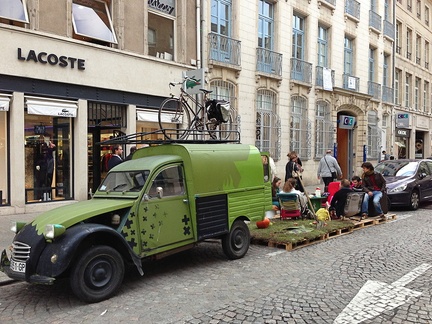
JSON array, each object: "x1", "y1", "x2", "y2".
[{"x1": 375, "y1": 159, "x2": 432, "y2": 210}]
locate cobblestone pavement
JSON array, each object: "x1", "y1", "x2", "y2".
[{"x1": 0, "y1": 207, "x2": 431, "y2": 324}]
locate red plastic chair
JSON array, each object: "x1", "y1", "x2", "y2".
[
  {"x1": 277, "y1": 193, "x2": 302, "y2": 219},
  {"x1": 327, "y1": 181, "x2": 341, "y2": 204}
]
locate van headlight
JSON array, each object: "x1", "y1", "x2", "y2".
[
  {"x1": 389, "y1": 184, "x2": 407, "y2": 193},
  {"x1": 11, "y1": 221, "x2": 27, "y2": 234},
  {"x1": 44, "y1": 224, "x2": 66, "y2": 239}
]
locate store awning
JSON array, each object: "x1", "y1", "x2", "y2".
[
  {"x1": 0, "y1": 94, "x2": 11, "y2": 111},
  {"x1": 26, "y1": 97, "x2": 77, "y2": 117},
  {"x1": 137, "y1": 109, "x2": 180, "y2": 124}
]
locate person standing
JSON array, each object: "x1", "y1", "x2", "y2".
[
  {"x1": 107, "y1": 144, "x2": 124, "y2": 170},
  {"x1": 381, "y1": 150, "x2": 390, "y2": 161},
  {"x1": 285, "y1": 151, "x2": 304, "y2": 192},
  {"x1": 125, "y1": 146, "x2": 137, "y2": 161},
  {"x1": 360, "y1": 162, "x2": 386, "y2": 218},
  {"x1": 317, "y1": 149, "x2": 342, "y2": 192}
]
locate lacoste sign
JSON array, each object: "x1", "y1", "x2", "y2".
[{"x1": 17, "y1": 48, "x2": 85, "y2": 70}]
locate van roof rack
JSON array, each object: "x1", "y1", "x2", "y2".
[{"x1": 97, "y1": 129, "x2": 241, "y2": 145}]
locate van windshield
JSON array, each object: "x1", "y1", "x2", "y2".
[{"x1": 98, "y1": 171, "x2": 150, "y2": 193}]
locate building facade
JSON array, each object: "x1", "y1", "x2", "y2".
[
  {"x1": 394, "y1": 0, "x2": 432, "y2": 160},
  {"x1": 1, "y1": 0, "x2": 432, "y2": 215},
  {"x1": 0, "y1": 0, "x2": 199, "y2": 214}
]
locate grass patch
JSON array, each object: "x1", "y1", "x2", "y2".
[{"x1": 248, "y1": 218, "x2": 354, "y2": 245}]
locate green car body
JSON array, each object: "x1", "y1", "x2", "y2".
[{"x1": 1, "y1": 143, "x2": 272, "y2": 302}]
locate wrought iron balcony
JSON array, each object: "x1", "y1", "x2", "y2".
[
  {"x1": 368, "y1": 81, "x2": 382, "y2": 100},
  {"x1": 382, "y1": 86, "x2": 394, "y2": 104},
  {"x1": 290, "y1": 58, "x2": 312, "y2": 84},
  {"x1": 342, "y1": 73, "x2": 360, "y2": 92},
  {"x1": 345, "y1": 0, "x2": 360, "y2": 19},
  {"x1": 256, "y1": 48, "x2": 283, "y2": 76},
  {"x1": 369, "y1": 10, "x2": 382, "y2": 31},
  {"x1": 208, "y1": 33, "x2": 241, "y2": 66},
  {"x1": 383, "y1": 20, "x2": 395, "y2": 40},
  {"x1": 315, "y1": 66, "x2": 335, "y2": 88}
]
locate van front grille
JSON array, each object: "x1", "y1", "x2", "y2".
[{"x1": 11, "y1": 241, "x2": 31, "y2": 262}]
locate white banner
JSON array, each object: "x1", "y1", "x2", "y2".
[
  {"x1": 137, "y1": 109, "x2": 179, "y2": 124},
  {"x1": 26, "y1": 98, "x2": 77, "y2": 117},
  {"x1": 323, "y1": 68, "x2": 333, "y2": 91},
  {"x1": 0, "y1": 94, "x2": 10, "y2": 111}
]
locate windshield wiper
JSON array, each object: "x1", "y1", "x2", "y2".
[{"x1": 110, "y1": 183, "x2": 128, "y2": 192}]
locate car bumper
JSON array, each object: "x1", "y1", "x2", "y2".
[
  {"x1": 387, "y1": 192, "x2": 411, "y2": 206},
  {"x1": 1, "y1": 249, "x2": 54, "y2": 284}
]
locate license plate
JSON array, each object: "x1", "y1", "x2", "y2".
[{"x1": 10, "y1": 259, "x2": 26, "y2": 273}]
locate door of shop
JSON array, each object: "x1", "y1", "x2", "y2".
[
  {"x1": 88, "y1": 127, "x2": 123, "y2": 195},
  {"x1": 336, "y1": 127, "x2": 354, "y2": 179}
]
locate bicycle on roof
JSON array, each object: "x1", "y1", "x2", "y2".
[{"x1": 158, "y1": 76, "x2": 233, "y2": 140}]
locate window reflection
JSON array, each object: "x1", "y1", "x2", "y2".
[
  {"x1": 72, "y1": 0, "x2": 117, "y2": 44},
  {"x1": 0, "y1": 0, "x2": 29, "y2": 23}
]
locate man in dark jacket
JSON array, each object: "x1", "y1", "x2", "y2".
[
  {"x1": 330, "y1": 179, "x2": 353, "y2": 219},
  {"x1": 360, "y1": 162, "x2": 386, "y2": 218},
  {"x1": 107, "y1": 144, "x2": 124, "y2": 170}
]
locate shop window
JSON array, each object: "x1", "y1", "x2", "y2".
[
  {"x1": 148, "y1": 0, "x2": 175, "y2": 60},
  {"x1": 0, "y1": 94, "x2": 10, "y2": 206},
  {"x1": 24, "y1": 98, "x2": 75, "y2": 203},
  {"x1": 0, "y1": 0, "x2": 29, "y2": 26},
  {"x1": 72, "y1": 0, "x2": 117, "y2": 45}
]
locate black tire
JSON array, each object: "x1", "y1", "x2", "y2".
[
  {"x1": 70, "y1": 245, "x2": 125, "y2": 303},
  {"x1": 409, "y1": 190, "x2": 420, "y2": 210},
  {"x1": 158, "y1": 98, "x2": 191, "y2": 140},
  {"x1": 207, "y1": 114, "x2": 233, "y2": 140},
  {"x1": 221, "y1": 220, "x2": 250, "y2": 260}
]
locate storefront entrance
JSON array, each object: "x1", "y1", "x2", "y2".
[
  {"x1": 88, "y1": 128, "x2": 124, "y2": 194},
  {"x1": 87, "y1": 101, "x2": 127, "y2": 194}
]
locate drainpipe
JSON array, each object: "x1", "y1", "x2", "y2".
[
  {"x1": 391, "y1": 0, "x2": 396, "y2": 158},
  {"x1": 196, "y1": 0, "x2": 202, "y2": 69}
]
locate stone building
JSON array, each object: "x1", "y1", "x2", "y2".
[{"x1": 0, "y1": 0, "x2": 431, "y2": 215}]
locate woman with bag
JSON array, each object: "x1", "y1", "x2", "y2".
[
  {"x1": 285, "y1": 151, "x2": 304, "y2": 192},
  {"x1": 317, "y1": 149, "x2": 342, "y2": 192}
]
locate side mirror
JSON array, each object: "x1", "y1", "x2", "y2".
[
  {"x1": 156, "y1": 186, "x2": 163, "y2": 199},
  {"x1": 419, "y1": 172, "x2": 427, "y2": 179}
]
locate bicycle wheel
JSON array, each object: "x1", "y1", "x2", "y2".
[
  {"x1": 158, "y1": 98, "x2": 191, "y2": 140},
  {"x1": 206, "y1": 113, "x2": 234, "y2": 140}
]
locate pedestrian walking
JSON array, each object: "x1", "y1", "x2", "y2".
[{"x1": 317, "y1": 149, "x2": 342, "y2": 192}]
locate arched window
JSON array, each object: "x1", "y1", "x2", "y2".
[
  {"x1": 256, "y1": 89, "x2": 280, "y2": 161},
  {"x1": 290, "y1": 96, "x2": 310, "y2": 159},
  {"x1": 209, "y1": 79, "x2": 238, "y2": 136},
  {"x1": 315, "y1": 101, "x2": 333, "y2": 158},
  {"x1": 367, "y1": 110, "x2": 381, "y2": 159}
]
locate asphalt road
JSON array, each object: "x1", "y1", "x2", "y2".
[{"x1": 0, "y1": 206, "x2": 431, "y2": 323}]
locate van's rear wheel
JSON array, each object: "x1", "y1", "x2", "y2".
[
  {"x1": 70, "y1": 245, "x2": 125, "y2": 303},
  {"x1": 222, "y1": 220, "x2": 250, "y2": 260}
]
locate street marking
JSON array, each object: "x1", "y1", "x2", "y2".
[{"x1": 334, "y1": 263, "x2": 431, "y2": 324}]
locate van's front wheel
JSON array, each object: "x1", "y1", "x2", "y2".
[
  {"x1": 70, "y1": 245, "x2": 125, "y2": 303},
  {"x1": 222, "y1": 220, "x2": 250, "y2": 260}
]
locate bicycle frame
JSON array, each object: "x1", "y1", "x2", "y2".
[{"x1": 175, "y1": 87, "x2": 208, "y2": 129}]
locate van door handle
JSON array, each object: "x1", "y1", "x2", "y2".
[{"x1": 183, "y1": 199, "x2": 188, "y2": 203}]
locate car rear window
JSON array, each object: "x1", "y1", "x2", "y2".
[{"x1": 375, "y1": 161, "x2": 416, "y2": 177}]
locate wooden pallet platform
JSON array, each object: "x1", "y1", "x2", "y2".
[
  {"x1": 350, "y1": 213, "x2": 397, "y2": 230},
  {"x1": 250, "y1": 214, "x2": 397, "y2": 251}
]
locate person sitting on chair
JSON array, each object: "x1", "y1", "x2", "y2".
[
  {"x1": 271, "y1": 177, "x2": 282, "y2": 208},
  {"x1": 360, "y1": 162, "x2": 386, "y2": 219},
  {"x1": 281, "y1": 178, "x2": 307, "y2": 208},
  {"x1": 351, "y1": 175, "x2": 363, "y2": 192},
  {"x1": 330, "y1": 179, "x2": 353, "y2": 219}
]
